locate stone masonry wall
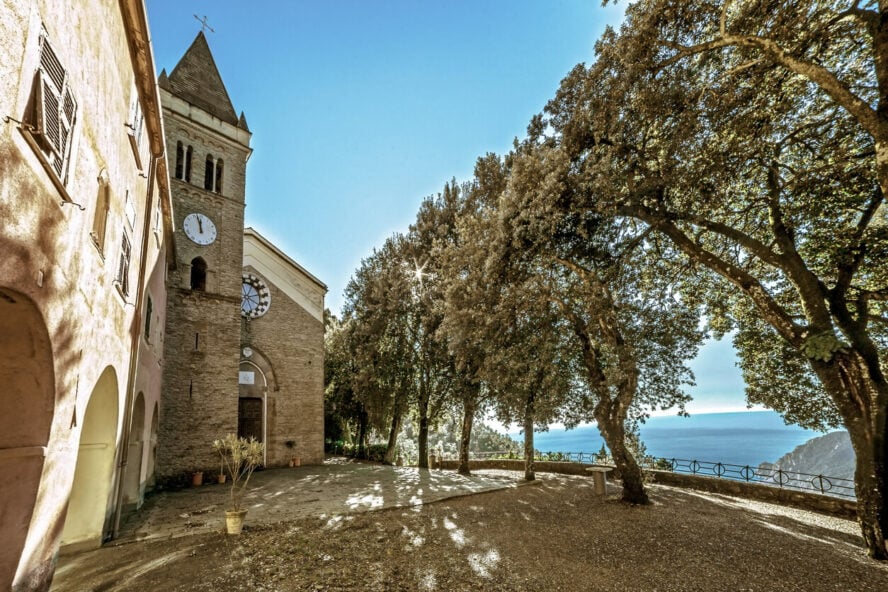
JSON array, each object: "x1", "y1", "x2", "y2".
[
  {"x1": 242, "y1": 266, "x2": 325, "y2": 466},
  {"x1": 437, "y1": 459, "x2": 857, "y2": 519},
  {"x1": 156, "y1": 288, "x2": 242, "y2": 482},
  {"x1": 156, "y1": 85, "x2": 249, "y2": 485}
]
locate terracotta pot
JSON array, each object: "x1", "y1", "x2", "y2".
[
  {"x1": 292, "y1": 457, "x2": 301, "y2": 467},
  {"x1": 225, "y1": 509, "x2": 248, "y2": 535},
  {"x1": 191, "y1": 471, "x2": 203, "y2": 487},
  {"x1": 217, "y1": 474, "x2": 226, "y2": 484}
]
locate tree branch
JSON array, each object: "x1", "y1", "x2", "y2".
[
  {"x1": 621, "y1": 204, "x2": 804, "y2": 344},
  {"x1": 834, "y1": 185, "x2": 884, "y2": 296},
  {"x1": 660, "y1": 33, "x2": 881, "y2": 141}
]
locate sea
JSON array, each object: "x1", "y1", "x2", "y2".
[{"x1": 511, "y1": 410, "x2": 824, "y2": 469}]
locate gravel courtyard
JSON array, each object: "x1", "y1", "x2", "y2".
[{"x1": 52, "y1": 465, "x2": 888, "y2": 591}]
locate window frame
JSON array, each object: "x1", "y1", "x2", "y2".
[
  {"x1": 115, "y1": 231, "x2": 132, "y2": 298},
  {"x1": 127, "y1": 84, "x2": 144, "y2": 170},
  {"x1": 20, "y1": 30, "x2": 79, "y2": 201}
]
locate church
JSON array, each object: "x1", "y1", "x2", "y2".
[
  {"x1": 154, "y1": 31, "x2": 326, "y2": 486},
  {"x1": 0, "y1": 2, "x2": 325, "y2": 590}
]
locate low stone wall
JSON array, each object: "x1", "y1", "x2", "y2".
[
  {"x1": 438, "y1": 458, "x2": 592, "y2": 476},
  {"x1": 438, "y1": 459, "x2": 857, "y2": 519}
]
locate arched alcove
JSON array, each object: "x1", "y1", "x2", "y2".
[
  {"x1": 190, "y1": 257, "x2": 207, "y2": 291},
  {"x1": 121, "y1": 392, "x2": 145, "y2": 511},
  {"x1": 145, "y1": 402, "x2": 158, "y2": 491},
  {"x1": 61, "y1": 366, "x2": 119, "y2": 548},
  {"x1": 0, "y1": 288, "x2": 54, "y2": 589}
]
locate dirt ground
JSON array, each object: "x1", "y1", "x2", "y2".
[{"x1": 52, "y1": 471, "x2": 888, "y2": 591}]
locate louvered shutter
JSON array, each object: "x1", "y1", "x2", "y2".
[{"x1": 33, "y1": 35, "x2": 76, "y2": 180}]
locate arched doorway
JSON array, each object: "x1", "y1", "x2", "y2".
[
  {"x1": 145, "y1": 402, "x2": 158, "y2": 492},
  {"x1": 121, "y1": 392, "x2": 145, "y2": 511},
  {"x1": 0, "y1": 288, "x2": 54, "y2": 589},
  {"x1": 238, "y1": 361, "x2": 267, "y2": 464},
  {"x1": 61, "y1": 366, "x2": 119, "y2": 548}
]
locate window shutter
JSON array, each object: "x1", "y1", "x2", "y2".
[
  {"x1": 31, "y1": 35, "x2": 75, "y2": 180},
  {"x1": 117, "y1": 233, "x2": 132, "y2": 296}
]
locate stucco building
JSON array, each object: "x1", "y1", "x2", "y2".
[{"x1": 0, "y1": 3, "x2": 325, "y2": 590}]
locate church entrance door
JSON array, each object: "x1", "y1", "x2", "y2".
[{"x1": 238, "y1": 397, "x2": 263, "y2": 442}]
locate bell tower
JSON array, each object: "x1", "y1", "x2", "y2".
[{"x1": 156, "y1": 32, "x2": 253, "y2": 482}]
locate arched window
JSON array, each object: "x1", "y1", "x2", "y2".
[
  {"x1": 174, "y1": 141, "x2": 183, "y2": 179},
  {"x1": 204, "y1": 154, "x2": 214, "y2": 191},
  {"x1": 184, "y1": 145, "x2": 193, "y2": 182},
  {"x1": 190, "y1": 257, "x2": 207, "y2": 291},
  {"x1": 214, "y1": 159, "x2": 223, "y2": 194}
]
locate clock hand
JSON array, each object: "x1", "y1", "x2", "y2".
[{"x1": 198, "y1": 217, "x2": 203, "y2": 233}]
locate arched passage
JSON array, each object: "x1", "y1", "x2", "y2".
[
  {"x1": 121, "y1": 392, "x2": 145, "y2": 511},
  {"x1": 145, "y1": 402, "x2": 158, "y2": 492},
  {"x1": 61, "y1": 366, "x2": 119, "y2": 548},
  {"x1": 0, "y1": 288, "x2": 54, "y2": 589}
]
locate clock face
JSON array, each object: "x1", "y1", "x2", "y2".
[
  {"x1": 241, "y1": 273, "x2": 271, "y2": 318},
  {"x1": 183, "y1": 213, "x2": 217, "y2": 245}
]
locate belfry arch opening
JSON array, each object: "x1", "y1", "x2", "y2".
[{"x1": 190, "y1": 257, "x2": 207, "y2": 291}]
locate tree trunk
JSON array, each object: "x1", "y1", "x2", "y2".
[
  {"x1": 418, "y1": 409, "x2": 430, "y2": 470},
  {"x1": 384, "y1": 411, "x2": 402, "y2": 465},
  {"x1": 595, "y1": 407, "x2": 648, "y2": 505},
  {"x1": 523, "y1": 393, "x2": 535, "y2": 481},
  {"x1": 849, "y1": 425, "x2": 888, "y2": 560},
  {"x1": 812, "y1": 352, "x2": 888, "y2": 559},
  {"x1": 356, "y1": 410, "x2": 368, "y2": 459},
  {"x1": 458, "y1": 392, "x2": 477, "y2": 476}
]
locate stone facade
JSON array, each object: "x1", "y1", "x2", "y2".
[
  {"x1": 155, "y1": 32, "x2": 252, "y2": 481},
  {"x1": 241, "y1": 229, "x2": 327, "y2": 467},
  {"x1": 155, "y1": 35, "x2": 326, "y2": 483}
]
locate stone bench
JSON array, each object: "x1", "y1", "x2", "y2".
[{"x1": 585, "y1": 467, "x2": 612, "y2": 496}]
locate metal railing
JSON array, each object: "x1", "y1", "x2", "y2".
[{"x1": 454, "y1": 450, "x2": 856, "y2": 499}]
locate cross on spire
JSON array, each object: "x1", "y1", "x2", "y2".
[{"x1": 193, "y1": 14, "x2": 215, "y2": 34}]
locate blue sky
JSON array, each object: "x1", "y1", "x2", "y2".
[{"x1": 145, "y1": 1, "x2": 753, "y2": 416}]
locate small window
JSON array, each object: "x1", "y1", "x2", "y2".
[
  {"x1": 124, "y1": 189, "x2": 136, "y2": 229},
  {"x1": 184, "y1": 145, "x2": 192, "y2": 182},
  {"x1": 127, "y1": 86, "x2": 144, "y2": 169},
  {"x1": 175, "y1": 141, "x2": 184, "y2": 179},
  {"x1": 26, "y1": 31, "x2": 78, "y2": 186},
  {"x1": 214, "y1": 159, "x2": 223, "y2": 194},
  {"x1": 204, "y1": 154, "x2": 214, "y2": 190},
  {"x1": 116, "y1": 232, "x2": 132, "y2": 296},
  {"x1": 153, "y1": 203, "x2": 162, "y2": 243},
  {"x1": 190, "y1": 257, "x2": 207, "y2": 291},
  {"x1": 144, "y1": 295, "x2": 153, "y2": 342},
  {"x1": 91, "y1": 171, "x2": 110, "y2": 253}
]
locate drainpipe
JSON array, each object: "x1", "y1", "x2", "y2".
[{"x1": 111, "y1": 151, "x2": 158, "y2": 538}]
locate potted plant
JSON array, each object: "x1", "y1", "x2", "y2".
[
  {"x1": 191, "y1": 471, "x2": 203, "y2": 487},
  {"x1": 213, "y1": 434, "x2": 264, "y2": 534},
  {"x1": 285, "y1": 439, "x2": 300, "y2": 467},
  {"x1": 215, "y1": 447, "x2": 227, "y2": 484}
]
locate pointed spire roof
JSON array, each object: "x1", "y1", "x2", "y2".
[
  {"x1": 238, "y1": 111, "x2": 250, "y2": 131},
  {"x1": 163, "y1": 31, "x2": 239, "y2": 125}
]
